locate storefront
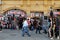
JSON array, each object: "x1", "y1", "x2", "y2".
[
  {"x1": 2, "y1": 9, "x2": 27, "y2": 29},
  {"x1": 3, "y1": 9, "x2": 27, "y2": 21},
  {"x1": 30, "y1": 11, "x2": 44, "y2": 20},
  {"x1": 53, "y1": 10, "x2": 60, "y2": 17},
  {"x1": 4, "y1": 9, "x2": 27, "y2": 18},
  {"x1": 53, "y1": 9, "x2": 60, "y2": 25},
  {"x1": 0, "y1": 15, "x2": 4, "y2": 21}
]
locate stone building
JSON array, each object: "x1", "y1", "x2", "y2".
[{"x1": 0, "y1": 0, "x2": 60, "y2": 18}]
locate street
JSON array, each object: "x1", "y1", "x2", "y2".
[{"x1": 0, "y1": 29, "x2": 59, "y2": 40}]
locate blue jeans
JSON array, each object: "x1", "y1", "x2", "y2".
[
  {"x1": 36, "y1": 28, "x2": 41, "y2": 34},
  {"x1": 42, "y1": 25, "x2": 48, "y2": 33},
  {"x1": 22, "y1": 26, "x2": 30, "y2": 36}
]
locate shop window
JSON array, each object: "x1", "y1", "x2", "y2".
[{"x1": 30, "y1": 11, "x2": 44, "y2": 18}]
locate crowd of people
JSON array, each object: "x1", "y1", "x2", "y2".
[{"x1": 0, "y1": 14, "x2": 60, "y2": 39}]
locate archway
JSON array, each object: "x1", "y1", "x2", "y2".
[
  {"x1": 3, "y1": 9, "x2": 27, "y2": 18},
  {"x1": 3, "y1": 9, "x2": 27, "y2": 29}
]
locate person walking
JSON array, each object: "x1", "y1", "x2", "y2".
[
  {"x1": 0, "y1": 21, "x2": 2, "y2": 31},
  {"x1": 48, "y1": 18, "x2": 54, "y2": 39},
  {"x1": 22, "y1": 18, "x2": 31, "y2": 37},
  {"x1": 19, "y1": 15, "x2": 23, "y2": 29},
  {"x1": 55, "y1": 17, "x2": 59, "y2": 39},
  {"x1": 35, "y1": 20, "x2": 42, "y2": 34},
  {"x1": 48, "y1": 18, "x2": 51, "y2": 37}
]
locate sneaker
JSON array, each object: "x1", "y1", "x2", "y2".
[
  {"x1": 50, "y1": 37, "x2": 53, "y2": 39},
  {"x1": 57, "y1": 36, "x2": 59, "y2": 39}
]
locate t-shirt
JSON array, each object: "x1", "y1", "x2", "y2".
[{"x1": 23, "y1": 20, "x2": 28, "y2": 27}]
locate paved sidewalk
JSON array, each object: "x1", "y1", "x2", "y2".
[{"x1": 0, "y1": 29, "x2": 59, "y2": 40}]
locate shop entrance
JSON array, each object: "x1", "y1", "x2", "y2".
[
  {"x1": 3, "y1": 9, "x2": 27, "y2": 29},
  {"x1": 30, "y1": 11, "x2": 44, "y2": 28},
  {"x1": 53, "y1": 9, "x2": 60, "y2": 26},
  {"x1": 30, "y1": 11, "x2": 44, "y2": 20}
]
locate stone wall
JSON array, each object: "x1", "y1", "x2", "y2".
[{"x1": 0, "y1": 0, "x2": 60, "y2": 16}]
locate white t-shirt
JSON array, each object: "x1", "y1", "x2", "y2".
[{"x1": 23, "y1": 20, "x2": 28, "y2": 27}]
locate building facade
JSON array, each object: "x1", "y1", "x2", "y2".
[{"x1": 0, "y1": 0, "x2": 60, "y2": 17}]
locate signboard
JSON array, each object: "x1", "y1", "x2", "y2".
[
  {"x1": 5, "y1": 10, "x2": 26, "y2": 17},
  {"x1": 54, "y1": 12, "x2": 60, "y2": 15},
  {"x1": 35, "y1": 13, "x2": 39, "y2": 17},
  {"x1": 31, "y1": 13, "x2": 35, "y2": 17}
]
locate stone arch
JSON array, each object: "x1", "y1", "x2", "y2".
[
  {"x1": 2, "y1": 7, "x2": 27, "y2": 18},
  {"x1": 3, "y1": 7, "x2": 26, "y2": 15}
]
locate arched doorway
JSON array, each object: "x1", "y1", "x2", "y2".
[
  {"x1": 3, "y1": 9, "x2": 27, "y2": 18},
  {"x1": 3, "y1": 9, "x2": 27, "y2": 29}
]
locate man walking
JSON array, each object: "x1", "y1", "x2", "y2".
[{"x1": 22, "y1": 18, "x2": 31, "y2": 37}]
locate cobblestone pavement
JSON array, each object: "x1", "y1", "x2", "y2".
[{"x1": 0, "y1": 29, "x2": 59, "y2": 40}]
